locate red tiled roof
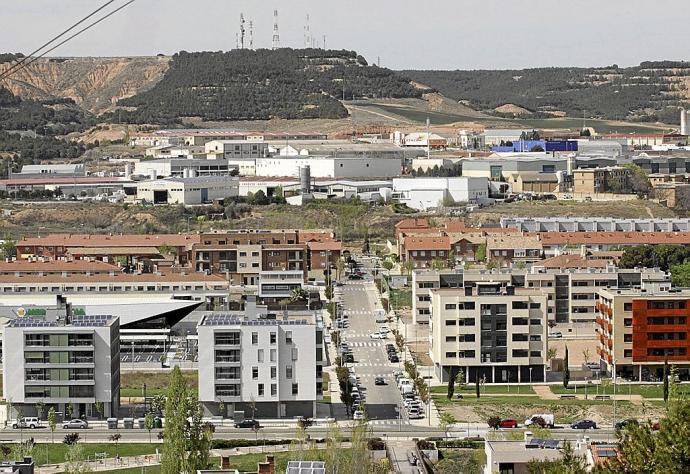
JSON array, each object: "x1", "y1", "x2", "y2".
[
  {"x1": 20, "y1": 233, "x2": 201, "y2": 248},
  {"x1": 538, "y1": 232, "x2": 690, "y2": 246},
  {"x1": 537, "y1": 254, "x2": 615, "y2": 269},
  {"x1": 307, "y1": 241, "x2": 343, "y2": 252},
  {"x1": 0, "y1": 259, "x2": 120, "y2": 272},
  {"x1": 404, "y1": 236, "x2": 450, "y2": 251}
]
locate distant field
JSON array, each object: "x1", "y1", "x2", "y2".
[{"x1": 358, "y1": 102, "x2": 671, "y2": 133}]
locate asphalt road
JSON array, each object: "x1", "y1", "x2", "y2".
[{"x1": 336, "y1": 279, "x2": 405, "y2": 424}]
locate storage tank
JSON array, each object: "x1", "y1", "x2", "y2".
[
  {"x1": 299, "y1": 165, "x2": 311, "y2": 194},
  {"x1": 682, "y1": 109, "x2": 689, "y2": 136}
]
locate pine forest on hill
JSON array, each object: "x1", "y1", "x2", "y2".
[
  {"x1": 402, "y1": 61, "x2": 690, "y2": 124},
  {"x1": 114, "y1": 49, "x2": 424, "y2": 123}
]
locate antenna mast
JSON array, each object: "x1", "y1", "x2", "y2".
[
  {"x1": 239, "y1": 13, "x2": 246, "y2": 49},
  {"x1": 304, "y1": 14, "x2": 311, "y2": 48},
  {"x1": 249, "y1": 20, "x2": 254, "y2": 49},
  {"x1": 272, "y1": 9, "x2": 280, "y2": 50}
]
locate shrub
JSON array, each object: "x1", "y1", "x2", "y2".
[{"x1": 487, "y1": 416, "x2": 502, "y2": 430}]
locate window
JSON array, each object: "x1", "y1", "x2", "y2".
[
  {"x1": 286, "y1": 366, "x2": 293, "y2": 379},
  {"x1": 624, "y1": 334, "x2": 632, "y2": 343},
  {"x1": 252, "y1": 367, "x2": 258, "y2": 379},
  {"x1": 252, "y1": 332, "x2": 258, "y2": 344},
  {"x1": 445, "y1": 320, "x2": 457, "y2": 326},
  {"x1": 445, "y1": 303, "x2": 457, "y2": 310},
  {"x1": 292, "y1": 348, "x2": 298, "y2": 360},
  {"x1": 512, "y1": 301, "x2": 528, "y2": 310},
  {"x1": 624, "y1": 318, "x2": 632, "y2": 327},
  {"x1": 530, "y1": 351, "x2": 541, "y2": 357},
  {"x1": 257, "y1": 349, "x2": 264, "y2": 362},
  {"x1": 292, "y1": 384, "x2": 299, "y2": 395},
  {"x1": 624, "y1": 303, "x2": 632, "y2": 311},
  {"x1": 458, "y1": 334, "x2": 475, "y2": 342},
  {"x1": 459, "y1": 302, "x2": 475, "y2": 310},
  {"x1": 258, "y1": 384, "x2": 265, "y2": 396},
  {"x1": 270, "y1": 332, "x2": 277, "y2": 344},
  {"x1": 445, "y1": 336, "x2": 456, "y2": 342},
  {"x1": 271, "y1": 367, "x2": 277, "y2": 379},
  {"x1": 445, "y1": 352, "x2": 457, "y2": 358},
  {"x1": 512, "y1": 349, "x2": 528, "y2": 358},
  {"x1": 271, "y1": 384, "x2": 277, "y2": 396},
  {"x1": 286, "y1": 331, "x2": 293, "y2": 344},
  {"x1": 624, "y1": 349, "x2": 632, "y2": 358},
  {"x1": 270, "y1": 349, "x2": 276, "y2": 362},
  {"x1": 215, "y1": 332, "x2": 240, "y2": 345}
]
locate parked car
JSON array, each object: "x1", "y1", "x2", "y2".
[
  {"x1": 12, "y1": 417, "x2": 41, "y2": 429},
  {"x1": 388, "y1": 354, "x2": 399, "y2": 363},
  {"x1": 499, "y1": 418, "x2": 519, "y2": 429},
  {"x1": 353, "y1": 410, "x2": 365, "y2": 420},
  {"x1": 615, "y1": 419, "x2": 638, "y2": 430},
  {"x1": 585, "y1": 362, "x2": 601, "y2": 370},
  {"x1": 408, "y1": 408, "x2": 423, "y2": 419},
  {"x1": 571, "y1": 419, "x2": 597, "y2": 430},
  {"x1": 369, "y1": 332, "x2": 386, "y2": 339},
  {"x1": 63, "y1": 419, "x2": 89, "y2": 429},
  {"x1": 234, "y1": 419, "x2": 260, "y2": 429},
  {"x1": 348, "y1": 274, "x2": 364, "y2": 280},
  {"x1": 344, "y1": 354, "x2": 354, "y2": 363},
  {"x1": 374, "y1": 377, "x2": 386, "y2": 385}
]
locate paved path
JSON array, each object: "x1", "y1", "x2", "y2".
[
  {"x1": 388, "y1": 441, "x2": 421, "y2": 474},
  {"x1": 533, "y1": 385, "x2": 559, "y2": 400},
  {"x1": 37, "y1": 453, "x2": 160, "y2": 473}
]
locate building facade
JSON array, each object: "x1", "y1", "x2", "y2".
[
  {"x1": 197, "y1": 311, "x2": 323, "y2": 418},
  {"x1": 391, "y1": 177, "x2": 489, "y2": 211},
  {"x1": 136, "y1": 176, "x2": 239, "y2": 205},
  {"x1": 3, "y1": 313, "x2": 120, "y2": 419},
  {"x1": 429, "y1": 284, "x2": 548, "y2": 383}
]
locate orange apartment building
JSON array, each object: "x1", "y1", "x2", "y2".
[{"x1": 596, "y1": 286, "x2": 690, "y2": 381}]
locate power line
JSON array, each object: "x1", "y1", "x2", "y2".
[
  {"x1": 0, "y1": 0, "x2": 120, "y2": 81},
  {"x1": 0, "y1": 0, "x2": 136, "y2": 83}
]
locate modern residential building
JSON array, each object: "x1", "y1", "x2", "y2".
[
  {"x1": 506, "y1": 172, "x2": 563, "y2": 194},
  {"x1": 596, "y1": 286, "x2": 690, "y2": 381},
  {"x1": 391, "y1": 177, "x2": 490, "y2": 211},
  {"x1": 501, "y1": 217, "x2": 690, "y2": 233},
  {"x1": 572, "y1": 166, "x2": 630, "y2": 194},
  {"x1": 632, "y1": 155, "x2": 690, "y2": 175},
  {"x1": 2, "y1": 309, "x2": 120, "y2": 419},
  {"x1": 258, "y1": 271, "x2": 304, "y2": 299},
  {"x1": 413, "y1": 266, "x2": 669, "y2": 324},
  {"x1": 135, "y1": 176, "x2": 239, "y2": 205},
  {"x1": 197, "y1": 306, "x2": 323, "y2": 418},
  {"x1": 539, "y1": 231, "x2": 690, "y2": 256},
  {"x1": 254, "y1": 156, "x2": 401, "y2": 179},
  {"x1": 484, "y1": 439, "x2": 591, "y2": 474},
  {"x1": 486, "y1": 235, "x2": 543, "y2": 264},
  {"x1": 429, "y1": 283, "x2": 548, "y2": 383}
]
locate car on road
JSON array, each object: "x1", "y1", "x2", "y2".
[
  {"x1": 374, "y1": 376, "x2": 386, "y2": 385},
  {"x1": 378, "y1": 326, "x2": 390, "y2": 334},
  {"x1": 407, "y1": 452, "x2": 417, "y2": 466},
  {"x1": 615, "y1": 419, "x2": 638, "y2": 430},
  {"x1": 499, "y1": 418, "x2": 519, "y2": 429},
  {"x1": 549, "y1": 331, "x2": 563, "y2": 338},
  {"x1": 63, "y1": 419, "x2": 89, "y2": 429},
  {"x1": 369, "y1": 332, "x2": 386, "y2": 339},
  {"x1": 12, "y1": 417, "x2": 41, "y2": 429},
  {"x1": 348, "y1": 274, "x2": 364, "y2": 280},
  {"x1": 353, "y1": 410, "x2": 365, "y2": 420},
  {"x1": 235, "y1": 419, "x2": 260, "y2": 429},
  {"x1": 388, "y1": 354, "x2": 399, "y2": 363},
  {"x1": 408, "y1": 407, "x2": 423, "y2": 419},
  {"x1": 344, "y1": 354, "x2": 355, "y2": 363},
  {"x1": 571, "y1": 419, "x2": 597, "y2": 430}
]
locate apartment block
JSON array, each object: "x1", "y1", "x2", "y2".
[
  {"x1": 573, "y1": 167, "x2": 630, "y2": 194},
  {"x1": 3, "y1": 313, "x2": 120, "y2": 419},
  {"x1": 197, "y1": 309, "x2": 323, "y2": 419},
  {"x1": 413, "y1": 267, "x2": 669, "y2": 324},
  {"x1": 429, "y1": 283, "x2": 548, "y2": 383},
  {"x1": 596, "y1": 286, "x2": 690, "y2": 381}
]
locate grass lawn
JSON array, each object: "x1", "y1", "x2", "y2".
[
  {"x1": 223, "y1": 449, "x2": 351, "y2": 473},
  {"x1": 98, "y1": 458, "x2": 220, "y2": 474},
  {"x1": 549, "y1": 383, "x2": 690, "y2": 399},
  {"x1": 31, "y1": 443, "x2": 160, "y2": 466},
  {"x1": 389, "y1": 288, "x2": 412, "y2": 311},
  {"x1": 120, "y1": 371, "x2": 198, "y2": 398},
  {"x1": 431, "y1": 385, "x2": 536, "y2": 396}
]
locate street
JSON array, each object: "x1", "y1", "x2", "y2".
[{"x1": 336, "y1": 279, "x2": 405, "y2": 424}]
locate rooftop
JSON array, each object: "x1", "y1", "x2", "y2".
[
  {"x1": 0, "y1": 271, "x2": 229, "y2": 284},
  {"x1": 8, "y1": 314, "x2": 115, "y2": 328},
  {"x1": 0, "y1": 259, "x2": 120, "y2": 272},
  {"x1": 538, "y1": 231, "x2": 690, "y2": 245},
  {"x1": 404, "y1": 236, "x2": 450, "y2": 251},
  {"x1": 488, "y1": 235, "x2": 542, "y2": 250},
  {"x1": 20, "y1": 233, "x2": 200, "y2": 248},
  {"x1": 200, "y1": 314, "x2": 310, "y2": 327}
]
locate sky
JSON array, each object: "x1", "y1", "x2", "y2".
[{"x1": 1, "y1": 0, "x2": 688, "y2": 70}]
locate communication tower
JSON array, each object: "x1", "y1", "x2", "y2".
[{"x1": 272, "y1": 10, "x2": 280, "y2": 50}]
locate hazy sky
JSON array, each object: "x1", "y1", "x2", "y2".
[{"x1": 1, "y1": 0, "x2": 688, "y2": 70}]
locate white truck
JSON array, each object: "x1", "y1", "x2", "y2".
[
  {"x1": 524, "y1": 414, "x2": 555, "y2": 428},
  {"x1": 374, "y1": 309, "x2": 387, "y2": 323}
]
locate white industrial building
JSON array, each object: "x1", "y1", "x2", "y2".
[
  {"x1": 15, "y1": 164, "x2": 85, "y2": 178},
  {"x1": 136, "y1": 176, "x2": 239, "y2": 205},
  {"x1": 254, "y1": 156, "x2": 401, "y2": 179},
  {"x1": 392, "y1": 177, "x2": 489, "y2": 211},
  {"x1": 204, "y1": 140, "x2": 269, "y2": 160},
  {"x1": 197, "y1": 306, "x2": 323, "y2": 418},
  {"x1": 145, "y1": 145, "x2": 206, "y2": 160},
  {"x1": 134, "y1": 159, "x2": 239, "y2": 178}
]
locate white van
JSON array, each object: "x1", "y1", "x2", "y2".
[
  {"x1": 397, "y1": 378, "x2": 412, "y2": 389},
  {"x1": 524, "y1": 414, "x2": 555, "y2": 428},
  {"x1": 374, "y1": 309, "x2": 387, "y2": 323}
]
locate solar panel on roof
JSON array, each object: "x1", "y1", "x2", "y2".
[
  {"x1": 544, "y1": 439, "x2": 560, "y2": 449},
  {"x1": 527, "y1": 439, "x2": 546, "y2": 448}
]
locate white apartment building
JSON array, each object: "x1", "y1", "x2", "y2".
[
  {"x1": 429, "y1": 283, "x2": 548, "y2": 384},
  {"x1": 197, "y1": 311, "x2": 323, "y2": 419},
  {"x1": 3, "y1": 313, "x2": 120, "y2": 419},
  {"x1": 392, "y1": 177, "x2": 489, "y2": 211},
  {"x1": 254, "y1": 156, "x2": 401, "y2": 179},
  {"x1": 258, "y1": 271, "x2": 304, "y2": 299},
  {"x1": 413, "y1": 267, "x2": 669, "y2": 324}
]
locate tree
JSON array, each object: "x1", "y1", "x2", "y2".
[
  {"x1": 475, "y1": 243, "x2": 487, "y2": 262},
  {"x1": 402, "y1": 259, "x2": 414, "y2": 276},
  {"x1": 475, "y1": 377, "x2": 480, "y2": 398},
  {"x1": 35, "y1": 401, "x2": 45, "y2": 421},
  {"x1": 151, "y1": 394, "x2": 166, "y2": 415},
  {"x1": 582, "y1": 348, "x2": 591, "y2": 366},
  {"x1": 161, "y1": 367, "x2": 189, "y2": 474},
  {"x1": 64, "y1": 443, "x2": 92, "y2": 474},
  {"x1": 663, "y1": 358, "x2": 669, "y2": 403},
  {"x1": 109, "y1": 433, "x2": 121, "y2": 456},
  {"x1": 324, "y1": 285, "x2": 334, "y2": 301},
  {"x1": 335, "y1": 258, "x2": 345, "y2": 280},
  {"x1": 47, "y1": 407, "x2": 57, "y2": 444},
  {"x1": 487, "y1": 416, "x2": 501, "y2": 430},
  {"x1": 563, "y1": 345, "x2": 570, "y2": 389},
  {"x1": 622, "y1": 163, "x2": 651, "y2": 195},
  {"x1": 382, "y1": 259, "x2": 394, "y2": 272},
  {"x1": 94, "y1": 401, "x2": 103, "y2": 420},
  {"x1": 289, "y1": 287, "x2": 309, "y2": 303},
  {"x1": 439, "y1": 413, "x2": 457, "y2": 438},
  {"x1": 0, "y1": 237, "x2": 16, "y2": 259},
  {"x1": 145, "y1": 412, "x2": 155, "y2": 443},
  {"x1": 63, "y1": 433, "x2": 81, "y2": 445},
  {"x1": 671, "y1": 262, "x2": 690, "y2": 287},
  {"x1": 431, "y1": 258, "x2": 446, "y2": 271},
  {"x1": 218, "y1": 399, "x2": 225, "y2": 418},
  {"x1": 65, "y1": 403, "x2": 73, "y2": 420}
]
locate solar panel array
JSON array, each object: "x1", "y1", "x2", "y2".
[
  {"x1": 202, "y1": 314, "x2": 308, "y2": 326},
  {"x1": 286, "y1": 461, "x2": 325, "y2": 474},
  {"x1": 71, "y1": 314, "x2": 112, "y2": 327},
  {"x1": 526, "y1": 439, "x2": 560, "y2": 449},
  {"x1": 9, "y1": 318, "x2": 58, "y2": 328},
  {"x1": 597, "y1": 447, "x2": 618, "y2": 458}
]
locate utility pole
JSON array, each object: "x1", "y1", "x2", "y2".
[{"x1": 426, "y1": 117, "x2": 431, "y2": 160}]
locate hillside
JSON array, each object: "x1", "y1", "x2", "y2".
[
  {"x1": 402, "y1": 61, "x2": 690, "y2": 124},
  {"x1": 0, "y1": 56, "x2": 170, "y2": 114},
  {"x1": 115, "y1": 49, "x2": 424, "y2": 123}
]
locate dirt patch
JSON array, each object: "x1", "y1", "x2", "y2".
[
  {"x1": 549, "y1": 339, "x2": 599, "y2": 366},
  {"x1": 495, "y1": 104, "x2": 533, "y2": 116}
]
